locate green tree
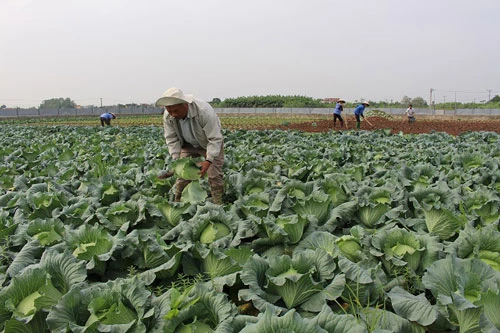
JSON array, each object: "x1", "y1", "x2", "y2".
[
  {"x1": 410, "y1": 96, "x2": 428, "y2": 107},
  {"x1": 490, "y1": 95, "x2": 500, "y2": 103},
  {"x1": 401, "y1": 96, "x2": 412, "y2": 106},
  {"x1": 39, "y1": 97, "x2": 76, "y2": 109},
  {"x1": 219, "y1": 95, "x2": 325, "y2": 108}
]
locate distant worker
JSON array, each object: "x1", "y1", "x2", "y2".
[
  {"x1": 333, "y1": 99, "x2": 347, "y2": 128},
  {"x1": 156, "y1": 87, "x2": 225, "y2": 204},
  {"x1": 353, "y1": 102, "x2": 370, "y2": 129},
  {"x1": 404, "y1": 104, "x2": 416, "y2": 124},
  {"x1": 100, "y1": 112, "x2": 116, "y2": 126}
]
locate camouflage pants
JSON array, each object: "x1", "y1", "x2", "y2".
[{"x1": 174, "y1": 144, "x2": 224, "y2": 204}]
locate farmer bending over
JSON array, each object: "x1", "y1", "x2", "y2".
[
  {"x1": 100, "y1": 112, "x2": 116, "y2": 126},
  {"x1": 353, "y1": 102, "x2": 370, "y2": 129},
  {"x1": 156, "y1": 87, "x2": 225, "y2": 204}
]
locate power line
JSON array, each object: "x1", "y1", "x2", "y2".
[
  {"x1": 0, "y1": 98, "x2": 43, "y2": 101},
  {"x1": 432, "y1": 89, "x2": 496, "y2": 94}
]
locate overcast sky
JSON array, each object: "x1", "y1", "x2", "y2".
[{"x1": 1, "y1": 0, "x2": 499, "y2": 107}]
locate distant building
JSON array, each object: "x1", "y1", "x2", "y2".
[{"x1": 321, "y1": 98, "x2": 341, "y2": 104}]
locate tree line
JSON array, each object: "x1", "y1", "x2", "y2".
[
  {"x1": 209, "y1": 94, "x2": 500, "y2": 109},
  {"x1": 6, "y1": 95, "x2": 500, "y2": 110},
  {"x1": 208, "y1": 95, "x2": 428, "y2": 108}
]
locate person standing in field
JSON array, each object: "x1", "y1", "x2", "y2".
[
  {"x1": 353, "y1": 102, "x2": 370, "y2": 129},
  {"x1": 333, "y1": 99, "x2": 346, "y2": 128},
  {"x1": 100, "y1": 112, "x2": 116, "y2": 126},
  {"x1": 404, "y1": 104, "x2": 416, "y2": 124},
  {"x1": 156, "y1": 87, "x2": 225, "y2": 204}
]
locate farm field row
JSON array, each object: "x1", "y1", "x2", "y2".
[
  {"x1": 0, "y1": 114, "x2": 326, "y2": 130},
  {"x1": 1, "y1": 125, "x2": 500, "y2": 331},
  {"x1": 2, "y1": 111, "x2": 500, "y2": 135}
]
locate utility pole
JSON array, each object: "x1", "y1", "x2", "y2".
[
  {"x1": 100, "y1": 98, "x2": 103, "y2": 107},
  {"x1": 454, "y1": 91, "x2": 457, "y2": 113},
  {"x1": 487, "y1": 89, "x2": 492, "y2": 102},
  {"x1": 429, "y1": 88, "x2": 433, "y2": 108}
]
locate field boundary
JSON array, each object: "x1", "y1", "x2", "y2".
[{"x1": 2, "y1": 106, "x2": 500, "y2": 118}]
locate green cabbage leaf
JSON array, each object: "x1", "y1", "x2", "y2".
[
  {"x1": 171, "y1": 158, "x2": 201, "y2": 180},
  {"x1": 239, "y1": 250, "x2": 343, "y2": 313},
  {"x1": 239, "y1": 307, "x2": 328, "y2": 333},
  {"x1": 46, "y1": 277, "x2": 155, "y2": 332},
  {"x1": 422, "y1": 256, "x2": 500, "y2": 331},
  {"x1": 447, "y1": 225, "x2": 500, "y2": 271}
]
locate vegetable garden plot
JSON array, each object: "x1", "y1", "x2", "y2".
[
  {"x1": 3, "y1": 113, "x2": 500, "y2": 136},
  {"x1": 1, "y1": 125, "x2": 500, "y2": 332}
]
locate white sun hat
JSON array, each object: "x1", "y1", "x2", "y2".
[{"x1": 155, "y1": 87, "x2": 194, "y2": 107}]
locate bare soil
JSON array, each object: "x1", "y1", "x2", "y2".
[{"x1": 274, "y1": 116, "x2": 500, "y2": 136}]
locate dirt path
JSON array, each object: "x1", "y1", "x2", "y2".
[{"x1": 277, "y1": 116, "x2": 500, "y2": 135}]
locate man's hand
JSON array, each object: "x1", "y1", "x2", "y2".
[{"x1": 198, "y1": 160, "x2": 212, "y2": 177}]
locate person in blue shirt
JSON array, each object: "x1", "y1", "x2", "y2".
[
  {"x1": 333, "y1": 99, "x2": 346, "y2": 128},
  {"x1": 100, "y1": 112, "x2": 116, "y2": 126},
  {"x1": 353, "y1": 102, "x2": 369, "y2": 129}
]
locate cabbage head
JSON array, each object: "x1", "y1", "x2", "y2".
[
  {"x1": 294, "y1": 231, "x2": 337, "y2": 258},
  {"x1": 67, "y1": 224, "x2": 119, "y2": 275},
  {"x1": 200, "y1": 222, "x2": 231, "y2": 244},
  {"x1": 171, "y1": 158, "x2": 201, "y2": 180},
  {"x1": 47, "y1": 277, "x2": 155, "y2": 332},
  {"x1": 239, "y1": 308, "x2": 327, "y2": 333},
  {"x1": 149, "y1": 197, "x2": 195, "y2": 227},
  {"x1": 238, "y1": 193, "x2": 270, "y2": 218},
  {"x1": 335, "y1": 235, "x2": 363, "y2": 262},
  {"x1": 291, "y1": 191, "x2": 331, "y2": 225},
  {"x1": 424, "y1": 208, "x2": 464, "y2": 240},
  {"x1": 371, "y1": 226, "x2": 441, "y2": 275},
  {"x1": 0, "y1": 268, "x2": 61, "y2": 326},
  {"x1": 461, "y1": 188, "x2": 500, "y2": 226},
  {"x1": 448, "y1": 225, "x2": 500, "y2": 271},
  {"x1": 422, "y1": 256, "x2": 500, "y2": 331},
  {"x1": 0, "y1": 251, "x2": 86, "y2": 331},
  {"x1": 26, "y1": 218, "x2": 65, "y2": 246},
  {"x1": 357, "y1": 203, "x2": 390, "y2": 228},
  {"x1": 263, "y1": 214, "x2": 309, "y2": 244},
  {"x1": 96, "y1": 198, "x2": 146, "y2": 230},
  {"x1": 239, "y1": 250, "x2": 343, "y2": 312},
  {"x1": 203, "y1": 247, "x2": 253, "y2": 279},
  {"x1": 160, "y1": 283, "x2": 237, "y2": 333}
]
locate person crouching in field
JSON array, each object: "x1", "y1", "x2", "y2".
[
  {"x1": 353, "y1": 102, "x2": 370, "y2": 129},
  {"x1": 100, "y1": 112, "x2": 116, "y2": 126},
  {"x1": 333, "y1": 99, "x2": 347, "y2": 128},
  {"x1": 404, "y1": 104, "x2": 416, "y2": 124}
]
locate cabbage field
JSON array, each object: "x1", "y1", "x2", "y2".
[{"x1": 1, "y1": 125, "x2": 500, "y2": 332}]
